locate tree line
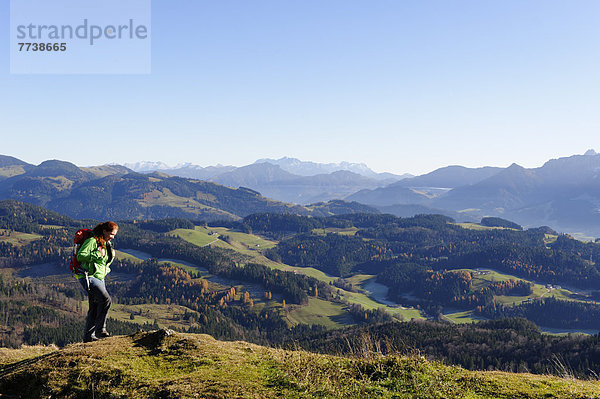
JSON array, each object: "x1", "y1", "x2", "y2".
[{"x1": 289, "y1": 318, "x2": 600, "y2": 378}]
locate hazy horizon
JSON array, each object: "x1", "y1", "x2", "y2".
[{"x1": 4, "y1": 148, "x2": 597, "y2": 177}]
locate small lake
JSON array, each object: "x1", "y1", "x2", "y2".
[{"x1": 362, "y1": 277, "x2": 398, "y2": 306}]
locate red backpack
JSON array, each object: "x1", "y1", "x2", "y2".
[{"x1": 70, "y1": 228, "x2": 92, "y2": 274}]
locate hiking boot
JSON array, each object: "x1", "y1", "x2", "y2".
[
  {"x1": 97, "y1": 330, "x2": 111, "y2": 338},
  {"x1": 84, "y1": 334, "x2": 99, "y2": 343}
]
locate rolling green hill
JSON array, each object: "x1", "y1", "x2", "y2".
[{"x1": 0, "y1": 155, "x2": 34, "y2": 181}]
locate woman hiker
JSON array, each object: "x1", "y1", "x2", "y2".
[{"x1": 76, "y1": 221, "x2": 118, "y2": 342}]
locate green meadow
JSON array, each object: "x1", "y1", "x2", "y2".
[
  {"x1": 286, "y1": 297, "x2": 352, "y2": 328},
  {"x1": 136, "y1": 187, "x2": 239, "y2": 220},
  {"x1": 466, "y1": 268, "x2": 584, "y2": 304},
  {"x1": 312, "y1": 227, "x2": 358, "y2": 236},
  {"x1": 0, "y1": 229, "x2": 42, "y2": 247},
  {"x1": 109, "y1": 303, "x2": 198, "y2": 330}
]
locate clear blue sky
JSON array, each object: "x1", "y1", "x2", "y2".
[{"x1": 1, "y1": 1, "x2": 599, "y2": 175}]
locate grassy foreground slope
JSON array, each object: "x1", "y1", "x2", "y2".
[{"x1": 1, "y1": 330, "x2": 599, "y2": 399}]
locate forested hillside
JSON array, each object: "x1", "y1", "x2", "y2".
[
  {"x1": 2, "y1": 200, "x2": 600, "y2": 379},
  {"x1": 0, "y1": 157, "x2": 377, "y2": 222},
  {"x1": 0, "y1": 200, "x2": 332, "y2": 347},
  {"x1": 246, "y1": 212, "x2": 600, "y2": 330}
]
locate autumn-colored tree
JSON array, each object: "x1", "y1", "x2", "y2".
[{"x1": 242, "y1": 291, "x2": 251, "y2": 304}]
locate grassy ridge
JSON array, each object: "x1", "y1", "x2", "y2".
[{"x1": 1, "y1": 330, "x2": 599, "y2": 398}]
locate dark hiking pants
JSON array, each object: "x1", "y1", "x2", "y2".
[{"x1": 79, "y1": 276, "x2": 111, "y2": 339}]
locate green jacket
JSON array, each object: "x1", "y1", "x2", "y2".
[{"x1": 76, "y1": 237, "x2": 115, "y2": 281}]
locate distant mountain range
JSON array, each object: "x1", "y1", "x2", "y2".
[
  {"x1": 345, "y1": 165, "x2": 505, "y2": 207},
  {"x1": 0, "y1": 156, "x2": 377, "y2": 221},
  {"x1": 3, "y1": 151, "x2": 600, "y2": 236},
  {"x1": 123, "y1": 157, "x2": 409, "y2": 204},
  {"x1": 126, "y1": 157, "x2": 409, "y2": 180},
  {"x1": 253, "y1": 157, "x2": 408, "y2": 180},
  {"x1": 348, "y1": 150, "x2": 600, "y2": 236},
  {"x1": 123, "y1": 161, "x2": 237, "y2": 180}
]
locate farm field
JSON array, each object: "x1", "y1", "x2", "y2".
[
  {"x1": 454, "y1": 223, "x2": 507, "y2": 231},
  {"x1": 0, "y1": 229, "x2": 42, "y2": 246},
  {"x1": 168, "y1": 227, "x2": 334, "y2": 279},
  {"x1": 210, "y1": 227, "x2": 277, "y2": 250},
  {"x1": 168, "y1": 227, "x2": 229, "y2": 248},
  {"x1": 108, "y1": 303, "x2": 200, "y2": 330},
  {"x1": 442, "y1": 310, "x2": 487, "y2": 324},
  {"x1": 115, "y1": 249, "x2": 144, "y2": 263},
  {"x1": 465, "y1": 268, "x2": 586, "y2": 304},
  {"x1": 286, "y1": 297, "x2": 352, "y2": 329},
  {"x1": 312, "y1": 227, "x2": 358, "y2": 236},
  {"x1": 169, "y1": 226, "x2": 277, "y2": 252},
  {"x1": 343, "y1": 274, "x2": 373, "y2": 288}
]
